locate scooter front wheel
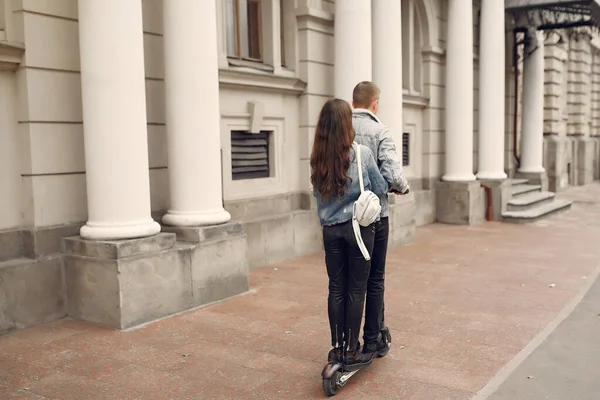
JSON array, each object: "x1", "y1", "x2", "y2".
[
  {"x1": 322, "y1": 372, "x2": 340, "y2": 397},
  {"x1": 321, "y1": 363, "x2": 342, "y2": 397}
]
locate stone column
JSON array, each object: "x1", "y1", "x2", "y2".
[
  {"x1": 335, "y1": 0, "x2": 371, "y2": 102},
  {"x1": 567, "y1": 34, "x2": 595, "y2": 186},
  {"x1": 161, "y1": 0, "x2": 231, "y2": 226},
  {"x1": 476, "y1": 0, "x2": 507, "y2": 180},
  {"x1": 372, "y1": 0, "x2": 402, "y2": 142},
  {"x1": 442, "y1": 0, "x2": 475, "y2": 182},
  {"x1": 519, "y1": 30, "x2": 546, "y2": 175},
  {"x1": 77, "y1": 0, "x2": 160, "y2": 240}
]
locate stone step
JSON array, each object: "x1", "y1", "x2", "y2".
[
  {"x1": 502, "y1": 199, "x2": 573, "y2": 224},
  {"x1": 0, "y1": 257, "x2": 33, "y2": 270},
  {"x1": 511, "y1": 184, "x2": 542, "y2": 198},
  {"x1": 509, "y1": 178, "x2": 529, "y2": 186},
  {"x1": 507, "y1": 191, "x2": 556, "y2": 211}
]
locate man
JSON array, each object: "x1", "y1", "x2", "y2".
[{"x1": 351, "y1": 81, "x2": 410, "y2": 358}]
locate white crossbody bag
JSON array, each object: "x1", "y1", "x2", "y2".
[{"x1": 352, "y1": 143, "x2": 382, "y2": 261}]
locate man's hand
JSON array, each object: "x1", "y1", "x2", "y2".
[{"x1": 389, "y1": 187, "x2": 410, "y2": 195}]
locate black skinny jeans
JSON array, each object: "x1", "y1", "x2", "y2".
[
  {"x1": 323, "y1": 220, "x2": 375, "y2": 352},
  {"x1": 362, "y1": 217, "x2": 389, "y2": 345}
]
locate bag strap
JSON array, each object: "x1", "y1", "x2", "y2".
[
  {"x1": 355, "y1": 143, "x2": 365, "y2": 193},
  {"x1": 352, "y1": 211, "x2": 371, "y2": 261},
  {"x1": 351, "y1": 143, "x2": 370, "y2": 261}
]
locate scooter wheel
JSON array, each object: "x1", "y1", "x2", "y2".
[{"x1": 322, "y1": 372, "x2": 340, "y2": 397}]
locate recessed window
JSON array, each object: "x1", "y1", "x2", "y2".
[
  {"x1": 231, "y1": 130, "x2": 271, "y2": 180},
  {"x1": 402, "y1": 133, "x2": 410, "y2": 166},
  {"x1": 226, "y1": 0, "x2": 263, "y2": 62},
  {"x1": 280, "y1": 0, "x2": 286, "y2": 67}
]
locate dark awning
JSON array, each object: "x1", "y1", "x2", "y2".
[{"x1": 506, "y1": 0, "x2": 600, "y2": 30}]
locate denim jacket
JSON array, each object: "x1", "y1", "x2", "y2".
[
  {"x1": 352, "y1": 109, "x2": 410, "y2": 218},
  {"x1": 313, "y1": 144, "x2": 389, "y2": 227}
]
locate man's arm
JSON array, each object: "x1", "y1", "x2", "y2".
[{"x1": 377, "y1": 127, "x2": 410, "y2": 193}]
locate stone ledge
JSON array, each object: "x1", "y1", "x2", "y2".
[
  {"x1": 63, "y1": 232, "x2": 176, "y2": 260},
  {"x1": 0, "y1": 228, "x2": 25, "y2": 262},
  {"x1": 0, "y1": 256, "x2": 66, "y2": 334},
  {"x1": 162, "y1": 222, "x2": 243, "y2": 243},
  {"x1": 225, "y1": 192, "x2": 304, "y2": 220}
]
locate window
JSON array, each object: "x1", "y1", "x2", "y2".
[
  {"x1": 401, "y1": 0, "x2": 423, "y2": 94},
  {"x1": 226, "y1": 0, "x2": 263, "y2": 62},
  {"x1": 231, "y1": 130, "x2": 271, "y2": 180},
  {"x1": 402, "y1": 133, "x2": 410, "y2": 166},
  {"x1": 280, "y1": 0, "x2": 285, "y2": 67}
]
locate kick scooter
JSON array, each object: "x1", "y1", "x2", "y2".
[{"x1": 321, "y1": 327, "x2": 392, "y2": 397}]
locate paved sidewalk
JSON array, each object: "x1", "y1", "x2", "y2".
[
  {"x1": 1, "y1": 183, "x2": 600, "y2": 400},
  {"x1": 476, "y1": 183, "x2": 600, "y2": 400},
  {"x1": 485, "y1": 269, "x2": 600, "y2": 400}
]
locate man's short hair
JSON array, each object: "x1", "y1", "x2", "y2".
[{"x1": 352, "y1": 81, "x2": 380, "y2": 108}]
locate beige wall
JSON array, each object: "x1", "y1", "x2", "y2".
[{"x1": 0, "y1": 0, "x2": 557, "y2": 230}]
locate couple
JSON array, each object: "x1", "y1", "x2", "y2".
[{"x1": 311, "y1": 81, "x2": 410, "y2": 370}]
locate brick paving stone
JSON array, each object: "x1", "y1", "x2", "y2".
[{"x1": 0, "y1": 182, "x2": 599, "y2": 399}]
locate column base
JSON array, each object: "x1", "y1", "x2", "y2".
[
  {"x1": 441, "y1": 173, "x2": 477, "y2": 182},
  {"x1": 64, "y1": 231, "x2": 249, "y2": 329},
  {"x1": 515, "y1": 171, "x2": 549, "y2": 192},
  {"x1": 80, "y1": 219, "x2": 161, "y2": 241},
  {"x1": 572, "y1": 137, "x2": 595, "y2": 186},
  {"x1": 435, "y1": 180, "x2": 485, "y2": 225},
  {"x1": 476, "y1": 171, "x2": 508, "y2": 180},
  {"x1": 517, "y1": 166, "x2": 546, "y2": 174},
  {"x1": 544, "y1": 135, "x2": 570, "y2": 192},
  {"x1": 594, "y1": 137, "x2": 600, "y2": 181},
  {"x1": 162, "y1": 208, "x2": 231, "y2": 227}
]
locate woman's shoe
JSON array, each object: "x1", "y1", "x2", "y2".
[
  {"x1": 327, "y1": 347, "x2": 343, "y2": 363},
  {"x1": 343, "y1": 350, "x2": 374, "y2": 371}
]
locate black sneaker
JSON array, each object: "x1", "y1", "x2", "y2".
[
  {"x1": 343, "y1": 350, "x2": 374, "y2": 371},
  {"x1": 362, "y1": 329, "x2": 391, "y2": 358}
]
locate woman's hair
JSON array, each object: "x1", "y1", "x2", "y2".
[{"x1": 310, "y1": 98, "x2": 355, "y2": 200}]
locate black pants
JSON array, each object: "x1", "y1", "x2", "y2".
[
  {"x1": 323, "y1": 220, "x2": 375, "y2": 352},
  {"x1": 363, "y1": 217, "x2": 389, "y2": 345}
]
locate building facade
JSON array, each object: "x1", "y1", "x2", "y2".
[{"x1": 0, "y1": 0, "x2": 599, "y2": 332}]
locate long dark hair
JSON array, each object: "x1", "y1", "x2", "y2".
[{"x1": 310, "y1": 98, "x2": 355, "y2": 200}]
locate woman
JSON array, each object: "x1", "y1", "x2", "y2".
[{"x1": 311, "y1": 98, "x2": 389, "y2": 370}]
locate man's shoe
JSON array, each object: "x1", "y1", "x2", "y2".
[{"x1": 362, "y1": 330, "x2": 391, "y2": 358}]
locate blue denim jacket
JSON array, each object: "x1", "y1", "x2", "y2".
[
  {"x1": 313, "y1": 144, "x2": 389, "y2": 226},
  {"x1": 352, "y1": 109, "x2": 410, "y2": 218}
]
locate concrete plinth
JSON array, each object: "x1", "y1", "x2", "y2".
[
  {"x1": 0, "y1": 257, "x2": 65, "y2": 335},
  {"x1": 594, "y1": 138, "x2": 600, "y2": 181},
  {"x1": 515, "y1": 171, "x2": 549, "y2": 192},
  {"x1": 573, "y1": 137, "x2": 596, "y2": 186},
  {"x1": 388, "y1": 192, "x2": 417, "y2": 246},
  {"x1": 544, "y1": 136, "x2": 571, "y2": 192},
  {"x1": 435, "y1": 181, "x2": 485, "y2": 225},
  {"x1": 478, "y1": 179, "x2": 511, "y2": 221},
  {"x1": 64, "y1": 231, "x2": 249, "y2": 330}
]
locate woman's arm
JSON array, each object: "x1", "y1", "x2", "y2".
[{"x1": 362, "y1": 146, "x2": 389, "y2": 197}]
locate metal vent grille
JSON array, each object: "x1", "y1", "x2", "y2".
[
  {"x1": 231, "y1": 130, "x2": 270, "y2": 180},
  {"x1": 402, "y1": 133, "x2": 410, "y2": 166}
]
